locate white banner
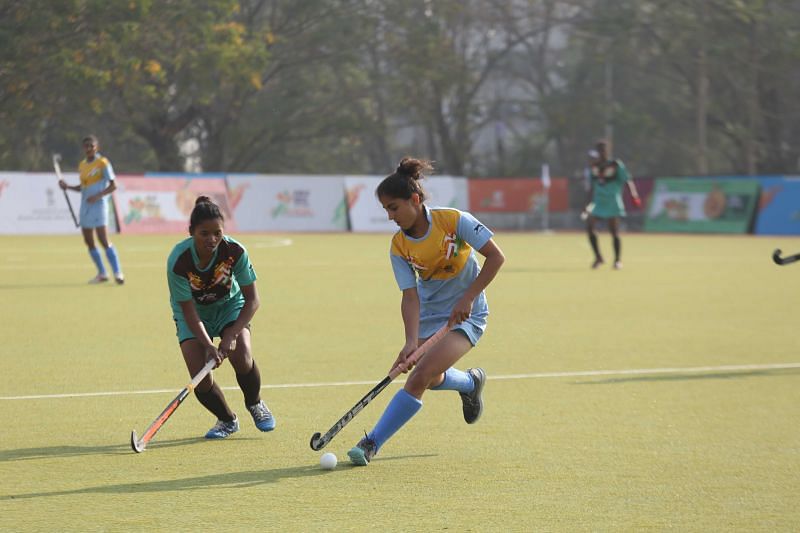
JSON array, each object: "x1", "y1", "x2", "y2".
[
  {"x1": 345, "y1": 175, "x2": 468, "y2": 232},
  {"x1": 227, "y1": 175, "x2": 348, "y2": 232},
  {"x1": 0, "y1": 173, "x2": 83, "y2": 234},
  {"x1": 426, "y1": 175, "x2": 469, "y2": 211}
]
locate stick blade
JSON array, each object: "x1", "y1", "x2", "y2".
[
  {"x1": 773, "y1": 249, "x2": 783, "y2": 265},
  {"x1": 309, "y1": 432, "x2": 325, "y2": 451},
  {"x1": 130, "y1": 430, "x2": 146, "y2": 453}
]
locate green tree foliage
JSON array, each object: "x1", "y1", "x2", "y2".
[
  {"x1": 68, "y1": 0, "x2": 271, "y2": 171},
  {"x1": 1, "y1": 0, "x2": 799, "y2": 176}
]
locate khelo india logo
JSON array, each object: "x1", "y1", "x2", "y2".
[{"x1": 272, "y1": 190, "x2": 313, "y2": 218}]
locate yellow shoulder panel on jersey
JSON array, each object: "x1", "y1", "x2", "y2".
[
  {"x1": 390, "y1": 208, "x2": 471, "y2": 281},
  {"x1": 79, "y1": 157, "x2": 107, "y2": 188}
]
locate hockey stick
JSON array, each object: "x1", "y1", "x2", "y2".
[
  {"x1": 772, "y1": 249, "x2": 800, "y2": 266},
  {"x1": 309, "y1": 324, "x2": 450, "y2": 451},
  {"x1": 52, "y1": 154, "x2": 79, "y2": 228},
  {"x1": 131, "y1": 358, "x2": 217, "y2": 453}
]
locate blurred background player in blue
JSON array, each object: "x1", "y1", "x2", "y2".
[
  {"x1": 348, "y1": 157, "x2": 506, "y2": 466},
  {"x1": 166, "y1": 196, "x2": 275, "y2": 439},
  {"x1": 57, "y1": 134, "x2": 124, "y2": 284},
  {"x1": 583, "y1": 139, "x2": 642, "y2": 269}
]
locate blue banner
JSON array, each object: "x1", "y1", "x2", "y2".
[{"x1": 754, "y1": 176, "x2": 800, "y2": 235}]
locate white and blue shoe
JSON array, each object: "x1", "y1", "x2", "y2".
[
  {"x1": 348, "y1": 434, "x2": 378, "y2": 466},
  {"x1": 204, "y1": 416, "x2": 239, "y2": 439},
  {"x1": 247, "y1": 401, "x2": 276, "y2": 432}
]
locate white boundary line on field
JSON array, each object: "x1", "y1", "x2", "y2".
[
  {"x1": 252, "y1": 238, "x2": 293, "y2": 248},
  {"x1": 2, "y1": 362, "x2": 799, "y2": 401},
  {"x1": 489, "y1": 362, "x2": 800, "y2": 380}
]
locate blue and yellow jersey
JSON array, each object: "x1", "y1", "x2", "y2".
[
  {"x1": 167, "y1": 236, "x2": 257, "y2": 322},
  {"x1": 78, "y1": 154, "x2": 115, "y2": 204},
  {"x1": 589, "y1": 159, "x2": 630, "y2": 218},
  {"x1": 389, "y1": 206, "x2": 493, "y2": 337}
]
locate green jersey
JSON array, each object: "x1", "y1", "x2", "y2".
[
  {"x1": 589, "y1": 159, "x2": 630, "y2": 218},
  {"x1": 167, "y1": 236, "x2": 257, "y2": 323}
]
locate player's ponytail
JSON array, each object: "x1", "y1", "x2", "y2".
[
  {"x1": 376, "y1": 157, "x2": 433, "y2": 201},
  {"x1": 189, "y1": 195, "x2": 224, "y2": 234}
]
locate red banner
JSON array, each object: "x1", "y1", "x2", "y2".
[{"x1": 468, "y1": 177, "x2": 568, "y2": 212}]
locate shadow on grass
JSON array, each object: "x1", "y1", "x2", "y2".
[
  {"x1": 0, "y1": 453, "x2": 437, "y2": 500},
  {"x1": 0, "y1": 437, "x2": 216, "y2": 462},
  {"x1": 574, "y1": 368, "x2": 800, "y2": 385}
]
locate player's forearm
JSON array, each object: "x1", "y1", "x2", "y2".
[
  {"x1": 463, "y1": 250, "x2": 505, "y2": 303},
  {"x1": 400, "y1": 289, "x2": 420, "y2": 343},
  {"x1": 99, "y1": 182, "x2": 117, "y2": 197},
  {"x1": 180, "y1": 302, "x2": 215, "y2": 347},
  {"x1": 186, "y1": 319, "x2": 214, "y2": 347},
  {"x1": 225, "y1": 296, "x2": 260, "y2": 339}
]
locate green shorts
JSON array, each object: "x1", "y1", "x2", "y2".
[
  {"x1": 589, "y1": 198, "x2": 626, "y2": 219},
  {"x1": 174, "y1": 303, "x2": 247, "y2": 343}
]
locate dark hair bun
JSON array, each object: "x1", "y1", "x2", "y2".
[
  {"x1": 195, "y1": 195, "x2": 213, "y2": 206},
  {"x1": 396, "y1": 157, "x2": 433, "y2": 180}
]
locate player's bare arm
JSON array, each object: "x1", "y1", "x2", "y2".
[
  {"x1": 88, "y1": 181, "x2": 117, "y2": 203},
  {"x1": 448, "y1": 239, "x2": 505, "y2": 327},
  {"x1": 219, "y1": 282, "x2": 260, "y2": 357},
  {"x1": 178, "y1": 299, "x2": 221, "y2": 365},
  {"x1": 394, "y1": 287, "x2": 420, "y2": 373}
]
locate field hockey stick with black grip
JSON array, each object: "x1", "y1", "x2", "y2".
[
  {"x1": 309, "y1": 324, "x2": 450, "y2": 451},
  {"x1": 772, "y1": 249, "x2": 800, "y2": 266}
]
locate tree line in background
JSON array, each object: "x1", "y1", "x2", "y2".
[{"x1": 2, "y1": 0, "x2": 799, "y2": 178}]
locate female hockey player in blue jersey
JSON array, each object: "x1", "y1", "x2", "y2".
[
  {"x1": 57, "y1": 135, "x2": 124, "y2": 284},
  {"x1": 348, "y1": 157, "x2": 505, "y2": 466}
]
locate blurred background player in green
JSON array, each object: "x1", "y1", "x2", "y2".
[
  {"x1": 166, "y1": 196, "x2": 275, "y2": 439},
  {"x1": 348, "y1": 157, "x2": 505, "y2": 466},
  {"x1": 583, "y1": 139, "x2": 642, "y2": 269},
  {"x1": 57, "y1": 135, "x2": 124, "y2": 284}
]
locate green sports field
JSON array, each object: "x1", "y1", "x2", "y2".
[{"x1": 2, "y1": 232, "x2": 799, "y2": 531}]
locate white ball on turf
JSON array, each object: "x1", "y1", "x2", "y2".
[{"x1": 320, "y1": 452, "x2": 337, "y2": 470}]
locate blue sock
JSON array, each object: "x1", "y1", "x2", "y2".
[
  {"x1": 368, "y1": 389, "x2": 422, "y2": 450},
  {"x1": 89, "y1": 248, "x2": 106, "y2": 275},
  {"x1": 105, "y1": 244, "x2": 122, "y2": 275},
  {"x1": 430, "y1": 368, "x2": 475, "y2": 393}
]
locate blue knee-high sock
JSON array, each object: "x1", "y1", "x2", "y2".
[
  {"x1": 368, "y1": 389, "x2": 422, "y2": 450},
  {"x1": 105, "y1": 244, "x2": 122, "y2": 275},
  {"x1": 430, "y1": 368, "x2": 475, "y2": 393},
  {"x1": 89, "y1": 248, "x2": 106, "y2": 275}
]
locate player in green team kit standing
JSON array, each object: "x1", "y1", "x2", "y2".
[
  {"x1": 57, "y1": 135, "x2": 124, "y2": 284},
  {"x1": 166, "y1": 196, "x2": 275, "y2": 439},
  {"x1": 583, "y1": 139, "x2": 642, "y2": 270},
  {"x1": 348, "y1": 157, "x2": 506, "y2": 466}
]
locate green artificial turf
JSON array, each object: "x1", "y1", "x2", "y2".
[{"x1": 1, "y1": 232, "x2": 798, "y2": 531}]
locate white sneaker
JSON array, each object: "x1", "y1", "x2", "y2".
[
  {"x1": 88, "y1": 274, "x2": 109, "y2": 284},
  {"x1": 114, "y1": 274, "x2": 125, "y2": 285}
]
